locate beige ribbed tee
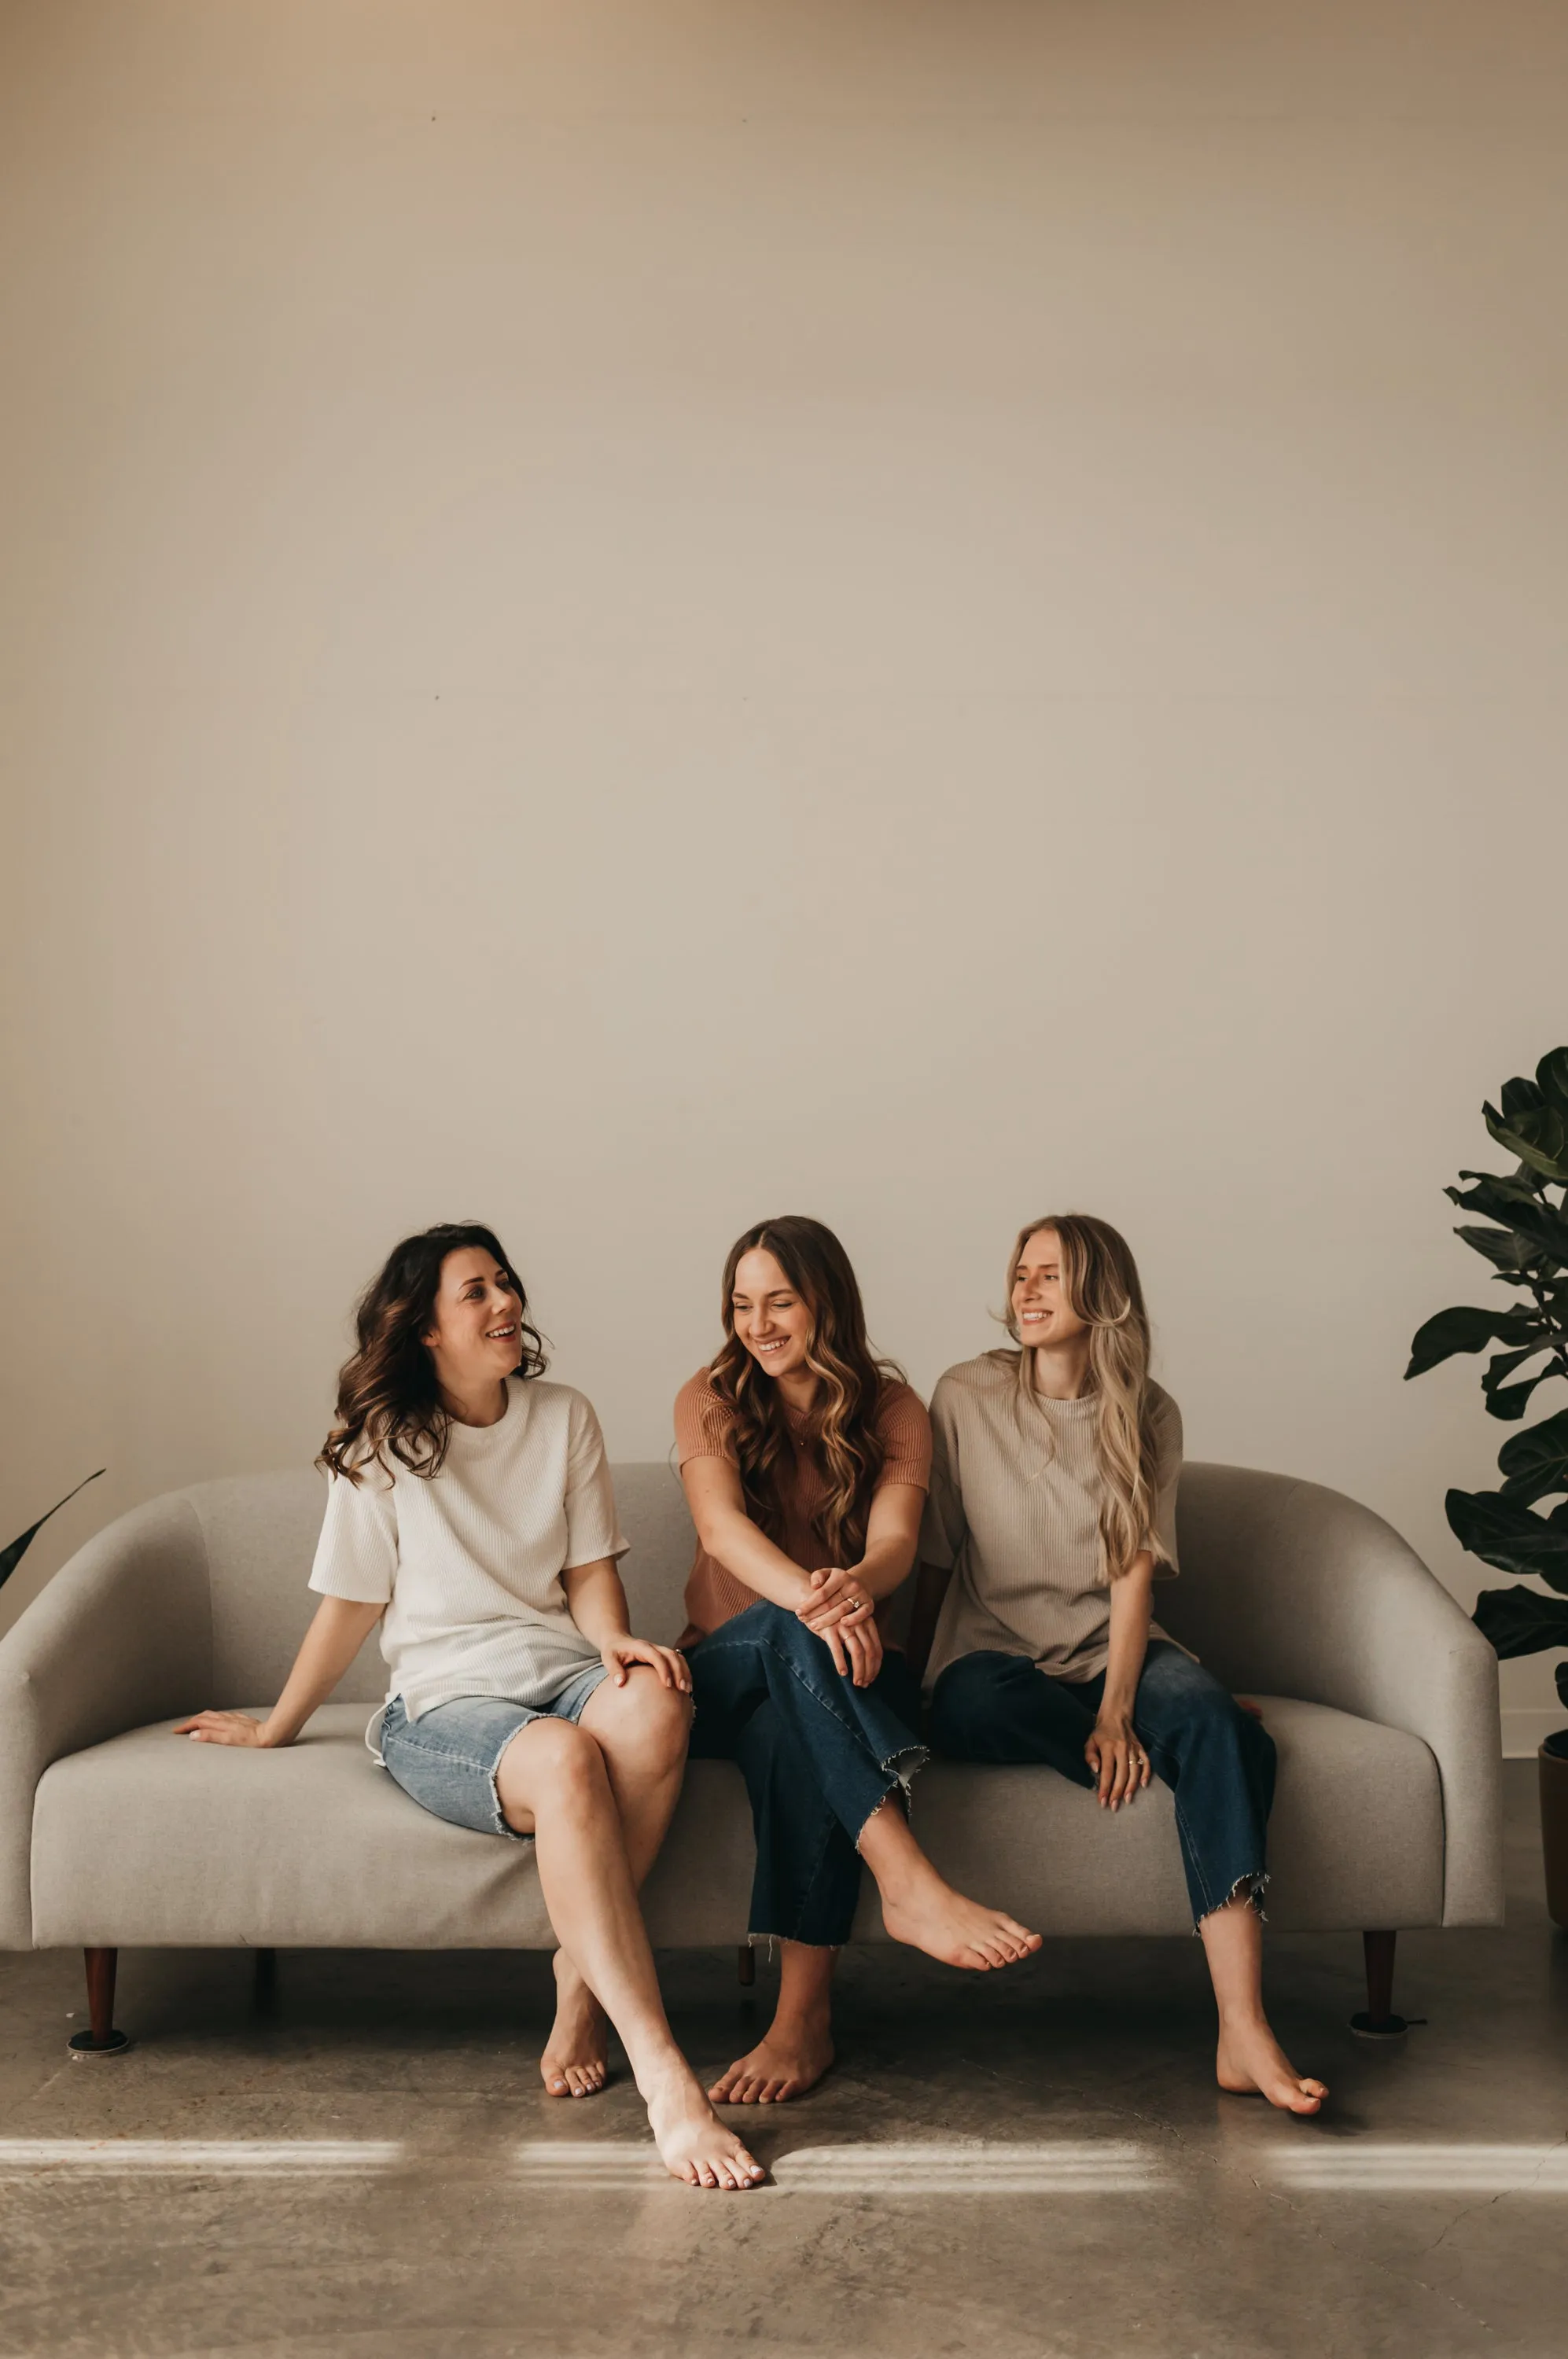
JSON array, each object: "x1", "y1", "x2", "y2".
[{"x1": 919, "y1": 1351, "x2": 1183, "y2": 1691}]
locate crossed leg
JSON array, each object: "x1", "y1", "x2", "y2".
[
  {"x1": 493, "y1": 1705, "x2": 760, "y2": 2190},
  {"x1": 539, "y1": 1669, "x2": 691, "y2": 2097}
]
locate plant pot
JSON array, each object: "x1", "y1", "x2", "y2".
[{"x1": 1539, "y1": 1743, "x2": 1568, "y2": 1930}]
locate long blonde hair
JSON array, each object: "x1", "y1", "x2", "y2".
[{"x1": 1003, "y1": 1213, "x2": 1166, "y2": 1581}]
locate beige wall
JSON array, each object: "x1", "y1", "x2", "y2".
[{"x1": 4, "y1": 2, "x2": 1566, "y2": 1746}]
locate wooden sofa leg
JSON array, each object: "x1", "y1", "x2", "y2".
[
  {"x1": 737, "y1": 1944, "x2": 756, "y2": 1987},
  {"x1": 68, "y1": 1947, "x2": 133, "y2": 2057},
  {"x1": 1350, "y1": 1930, "x2": 1408, "y2": 2042}
]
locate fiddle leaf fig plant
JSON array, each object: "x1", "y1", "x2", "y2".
[
  {"x1": 0, "y1": 1470, "x2": 104, "y2": 1595},
  {"x1": 1405, "y1": 1048, "x2": 1568, "y2": 1724}
]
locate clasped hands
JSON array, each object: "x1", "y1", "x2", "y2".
[{"x1": 797, "y1": 1564, "x2": 882, "y2": 1687}]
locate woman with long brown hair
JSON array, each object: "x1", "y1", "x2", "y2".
[
  {"x1": 678, "y1": 1215, "x2": 1040, "y2": 2107},
  {"x1": 915, "y1": 1213, "x2": 1327, "y2": 2115},
  {"x1": 176, "y1": 1222, "x2": 763, "y2": 2191}
]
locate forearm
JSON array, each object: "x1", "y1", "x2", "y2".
[
  {"x1": 561, "y1": 1559, "x2": 633, "y2": 1651},
  {"x1": 263, "y1": 1598, "x2": 383, "y2": 1746},
  {"x1": 694, "y1": 1504, "x2": 813, "y2": 1610},
  {"x1": 1099, "y1": 1554, "x2": 1154, "y2": 1719}
]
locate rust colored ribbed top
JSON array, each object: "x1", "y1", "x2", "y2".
[{"x1": 674, "y1": 1368, "x2": 932, "y2": 1643}]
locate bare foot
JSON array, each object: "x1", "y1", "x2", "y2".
[
  {"x1": 881, "y1": 1861, "x2": 1042, "y2": 1971},
  {"x1": 540, "y1": 1952, "x2": 609, "y2": 2099},
  {"x1": 1217, "y1": 2018, "x2": 1329, "y2": 2114},
  {"x1": 709, "y1": 2013, "x2": 834, "y2": 2104},
  {"x1": 643, "y1": 2066, "x2": 766, "y2": 2190}
]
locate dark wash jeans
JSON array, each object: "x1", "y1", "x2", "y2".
[
  {"x1": 928, "y1": 1640, "x2": 1275, "y2": 1926},
  {"x1": 685, "y1": 1600, "x2": 927, "y2": 1947}
]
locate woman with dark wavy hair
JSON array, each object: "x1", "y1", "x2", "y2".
[
  {"x1": 678, "y1": 1216, "x2": 1041, "y2": 2107},
  {"x1": 177, "y1": 1222, "x2": 762, "y2": 2192}
]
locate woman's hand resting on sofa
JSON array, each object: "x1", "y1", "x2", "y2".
[
  {"x1": 171, "y1": 1598, "x2": 384, "y2": 1754},
  {"x1": 1084, "y1": 1711, "x2": 1152, "y2": 1810},
  {"x1": 175, "y1": 1710, "x2": 280, "y2": 1746}
]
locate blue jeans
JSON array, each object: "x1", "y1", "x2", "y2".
[
  {"x1": 686, "y1": 1601, "x2": 928, "y2": 1947},
  {"x1": 928, "y1": 1641, "x2": 1275, "y2": 1926},
  {"x1": 378, "y1": 1665, "x2": 609, "y2": 1840}
]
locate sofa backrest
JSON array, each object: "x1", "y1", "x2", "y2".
[{"x1": 180, "y1": 1456, "x2": 1330, "y2": 1706}]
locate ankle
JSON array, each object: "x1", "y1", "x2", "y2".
[{"x1": 1216, "y1": 2004, "x2": 1270, "y2": 2037}]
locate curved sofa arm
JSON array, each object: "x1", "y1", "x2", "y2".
[
  {"x1": 0, "y1": 1492, "x2": 212, "y2": 1947},
  {"x1": 1169, "y1": 1464, "x2": 1504, "y2": 1927}
]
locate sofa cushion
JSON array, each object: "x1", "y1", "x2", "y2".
[{"x1": 30, "y1": 1695, "x2": 1442, "y2": 1950}]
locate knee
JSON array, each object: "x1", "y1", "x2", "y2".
[
  {"x1": 608, "y1": 1668, "x2": 694, "y2": 1766},
  {"x1": 497, "y1": 1716, "x2": 605, "y2": 1821}
]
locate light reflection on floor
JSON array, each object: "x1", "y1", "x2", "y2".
[
  {"x1": 1265, "y1": 2142, "x2": 1568, "y2": 2194},
  {"x1": 0, "y1": 2138, "x2": 405, "y2": 2175},
  {"x1": 3, "y1": 2136, "x2": 1566, "y2": 2199}
]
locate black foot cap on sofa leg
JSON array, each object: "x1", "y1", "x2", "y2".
[
  {"x1": 1349, "y1": 2010, "x2": 1409, "y2": 2044},
  {"x1": 68, "y1": 2026, "x2": 134, "y2": 2058}
]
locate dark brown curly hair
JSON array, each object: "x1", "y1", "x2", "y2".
[
  {"x1": 318, "y1": 1223, "x2": 547, "y2": 1484},
  {"x1": 710, "y1": 1215, "x2": 901, "y2": 1565}
]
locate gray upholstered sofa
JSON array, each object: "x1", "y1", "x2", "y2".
[{"x1": 0, "y1": 1461, "x2": 1503, "y2": 2052}]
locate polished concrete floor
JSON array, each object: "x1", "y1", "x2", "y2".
[{"x1": 2, "y1": 1761, "x2": 1564, "y2": 2359}]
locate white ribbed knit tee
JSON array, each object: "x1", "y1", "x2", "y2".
[
  {"x1": 920, "y1": 1351, "x2": 1183, "y2": 1691},
  {"x1": 308, "y1": 1377, "x2": 626, "y2": 1721}
]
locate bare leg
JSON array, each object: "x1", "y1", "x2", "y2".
[
  {"x1": 710, "y1": 1941, "x2": 837, "y2": 2103},
  {"x1": 1205, "y1": 1896, "x2": 1328, "y2": 2114},
  {"x1": 539, "y1": 1673, "x2": 691, "y2": 2097},
  {"x1": 859, "y1": 1797, "x2": 1042, "y2": 1970},
  {"x1": 496, "y1": 1717, "x2": 761, "y2": 2190}
]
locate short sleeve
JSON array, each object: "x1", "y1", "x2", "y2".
[
  {"x1": 563, "y1": 1392, "x2": 629, "y2": 1569},
  {"x1": 673, "y1": 1371, "x2": 738, "y2": 1469},
  {"x1": 918, "y1": 1379, "x2": 966, "y2": 1570},
  {"x1": 308, "y1": 1464, "x2": 399, "y2": 1603},
  {"x1": 874, "y1": 1381, "x2": 932, "y2": 1494},
  {"x1": 1147, "y1": 1388, "x2": 1183, "y2": 1576}
]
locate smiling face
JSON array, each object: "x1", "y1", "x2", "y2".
[
  {"x1": 730, "y1": 1246, "x2": 815, "y2": 1384},
  {"x1": 421, "y1": 1246, "x2": 525, "y2": 1402},
  {"x1": 1011, "y1": 1227, "x2": 1089, "y2": 1352}
]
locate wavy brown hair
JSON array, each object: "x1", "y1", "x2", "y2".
[
  {"x1": 318, "y1": 1223, "x2": 547, "y2": 1484},
  {"x1": 710, "y1": 1215, "x2": 901, "y2": 1565},
  {"x1": 1003, "y1": 1213, "x2": 1167, "y2": 1580}
]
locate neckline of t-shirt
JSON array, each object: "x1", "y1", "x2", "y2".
[
  {"x1": 444, "y1": 1379, "x2": 519, "y2": 1445},
  {"x1": 1021, "y1": 1383, "x2": 1099, "y2": 1418}
]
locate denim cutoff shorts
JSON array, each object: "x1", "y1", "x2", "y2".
[{"x1": 377, "y1": 1662, "x2": 609, "y2": 1840}]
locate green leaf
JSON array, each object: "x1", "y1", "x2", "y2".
[
  {"x1": 1500, "y1": 1076, "x2": 1546, "y2": 1120},
  {"x1": 1448, "y1": 1183, "x2": 1568, "y2": 1268},
  {"x1": 1556, "y1": 1659, "x2": 1568, "y2": 1711},
  {"x1": 1538, "y1": 1048, "x2": 1568, "y2": 1118},
  {"x1": 1446, "y1": 1487, "x2": 1568, "y2": 1588},
  {"x1": 1456, "y1": 1224, "x2": 1535, "y2": 1272},
  {"x1": 1455, "y1": 1167, "x2": 1545, "y2": 1205},
  {"x1": 1406, "y1": 1305, "x2": 1544, "y2": 1379},
  {"x1": 1485, "y1": 1101, "x2": 1568, "y2": 1185},
  {"x1": 1497, "y1": 1408, "x2": 1568, "y2": 1505},
  {"x1": 0, "y1": 1471, "x2": 105, "y2": 1593},
  {"x1": 1488, "y1": 1374, "x2": 1559, "y2": 1421},
  {"x1": 1472, "y1": 1584, "x2": 1568, "y2": 1658}
]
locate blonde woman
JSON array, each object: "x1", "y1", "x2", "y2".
[{"x1": 914, "y1": 1215, "x2": 1327, "y2": 2116}]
